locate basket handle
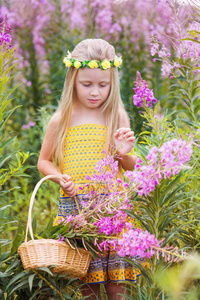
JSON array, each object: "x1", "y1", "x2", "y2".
[{"x1": 25, "y1": 175, "x2": 64, "y2": 242}]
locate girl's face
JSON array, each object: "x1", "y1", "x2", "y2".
[{"x1": 75, "y1": 68, "x2": 111, "y2": 109}]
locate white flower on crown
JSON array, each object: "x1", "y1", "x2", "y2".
[{"x1": 67, "y1": 50, "x2": 72, "y2": 59}]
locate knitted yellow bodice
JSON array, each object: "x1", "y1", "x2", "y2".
[{"x1": 60, "y1": 123, "x2": 107, "y2": 197}]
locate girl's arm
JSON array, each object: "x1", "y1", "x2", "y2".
[
  {"x1": 114, "y1": 110, "x2": 137, "y2": 171},
  {"x1": 37, "y1": 113, "x2": 76, "y2": 197}
]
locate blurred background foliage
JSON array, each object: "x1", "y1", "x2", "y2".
[{"x1": 0, "y1": 0, "x2": 200, "y2": 298}]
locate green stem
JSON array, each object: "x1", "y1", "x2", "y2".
[{"x1": 33, "y1": 270, "x2": 65, "y2": 300}]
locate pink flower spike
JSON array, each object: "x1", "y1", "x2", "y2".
[
  {"x1": 125, "y1": 222, "x2": 133, "y2": 229},
  {"x1": 116, "y1": 178, "x2": 122, "y2": 183},
  {"x1": 58, "y1": 234, "x2": 64, "y2": 242},
  {"x1": 123, "y1": 183, "x2": 129, "y2": 188},
  {"x1": 28, "y1": 121, "x2": 35, "y2": 127},
  {"x1": 22, "y1": 124, "x2": 29, "y2": 129},
  {"x1": 27, "y1": 81, "x2": 32, "y2": 87}
]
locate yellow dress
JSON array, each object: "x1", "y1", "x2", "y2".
[{"x1": 55, "y1": 124, "x2": 149, "y2": 284}]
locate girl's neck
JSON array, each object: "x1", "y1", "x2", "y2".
[{"x1": 70, "y1": 103, "x2": 106, "y2": 127}]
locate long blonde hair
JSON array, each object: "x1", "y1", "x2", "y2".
[{"x1": 52, "y1": 39, "x2": 127, "y2": 170}]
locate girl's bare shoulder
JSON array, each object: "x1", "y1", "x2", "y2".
[
  {"x1": 47, "y1": 111, "x2": 61, "y2": 127},
  {"x1": 45, "y1": 112, "x2": 61, "y2": 135},
  {"x1": 49, "y1": 111, "x2": 61, "y2": 124}
]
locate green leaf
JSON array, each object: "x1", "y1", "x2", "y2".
[
  {"x1": 5, "y1": 258, "x2": 20, "y2": 273},
  {"x1": 162, "y1": 231, "x2": 177, "y2": 246},
  {"x1": 160, "y1": 173, "x2": 182, "y2": 198},
  {"x1": 124, "y1": 257, "x2": 151, "y2": 285},
  {"x1": 45, "y1": 215, "x2": 54, "y2": 232},
  {"x1": 38, "y1": 278, "x2": 43, "y2": 288},
  {"x1": 32, "y1": 212, "x2": 37, "y2": 235},
  {"x1": 181, "y1": 38, "x2": 200, "y2": 44},
  {"x1": 28, "y1": 273, "x2": 36, "y2": 292},
  {"x1": 6, "y1": 271, "x2": 29, "y2": 290},
  {"x1": 8, "y1": 279, "x2": 30, "y2": 295},
  {"x1": 0, "y1": 105, "x2": 20, "y2": 131},
  {"x1": 37, "y1": 267, "x2": 53, "y2": 276},
  {"x1": 160, "y1": 182, "x2": 188, "y2": 207},
  {"x1": 0, "y1": 205, "x2": 11, "y2": 212},
  {"x1": 4, "y1": 62, "x2": 19, "y2": 75},
  {"x1": 158, "y1": 215, "x2": 177, "y2": 233},
  {"x1": 0, "y1": 271, "x2": 8, "y2": 278},
  {"x1": 188, "y1": 29, "x2": 200, "y2": 37},
  {"x1": 0, "y1": 136, "x2": 16, "y2": 154},
  {"x1": 0, "y1": 83, "x2": 21, "y2": 105},
  {"x1": 193, "y1": 175, "x2": 198, "y2": 190},
  {"x1": 117, "y1": 295, "x2": 134, "y2": 300},
  {"x1": 10, "y1": 232, "x2": 23, "y2": 255}
]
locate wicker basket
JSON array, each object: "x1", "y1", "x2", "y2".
[{"x1": 18, "y1": 175, "x2": 92, "y2": 278}]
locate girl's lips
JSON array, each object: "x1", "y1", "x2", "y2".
[{"x1": 88, "y1": 99, "x2": 99, "y2": 103}]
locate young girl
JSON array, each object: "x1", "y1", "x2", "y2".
[{"x1": 38, "y1": 38, "x2": 148, "y2": 300}]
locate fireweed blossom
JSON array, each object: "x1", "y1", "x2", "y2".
[
  {"x1": 99, "y1": 227, "x2": 160, "y2": 258},
  {"x1": 150, "y1": 22, "x2": 200, "y2": 77},
  {"x1": 56, "y1": 148, "x2": 190, "y2": 260},
  {"x1": 133, "y1": 72, "x2": 157, "y2": 108},
  {"x1": 22, "y1": 121, "x2": 35, "y2": 130},
  {"x1": 94, "y1": 209, "x2": 129, "y2": 236},
  {"x1": 85, "y1": 153, "x2": 119, "y2": 189},
  {"x1": 124, "y1": 139, "x2": 193, "y2": 196},
  {"x1": 0, "y1": 17, "x2": 12, "y2": 48}
]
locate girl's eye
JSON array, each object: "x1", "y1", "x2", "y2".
[
  {"x1": 100, "y1": 84, "x2": 107, "y2": 87},
  {"x1": 82, "y1": 83, "x2": 91, "y2": 87}
]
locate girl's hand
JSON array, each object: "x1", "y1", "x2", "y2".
[
  {"x1": 59, "y1": 174, "x2": 76, "y2": 197},
  {"x1": 114, "y1": 127, "x2": 135, "y2": 157}
]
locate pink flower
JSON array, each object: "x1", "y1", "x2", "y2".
[
  {"x1": 116, "y1": 178, "x2": 122, "y2": 183},
  {"x1": 58, "y1": 234, "x2": 64, "y2": 242},
  {"x1": 0, "y1": 17, "x2": 12, "y2": 47},
  {"x1": 150, "y1": 42, "x2": 159, "y2": 56},
  {"x1": 89, "y1": 154, "x2": 119, "y2": 183},
  {"x1": 26, "y1": 81, "x2": 32, "y2": 87},
  {"x1": 28, "y1": 121, "x2": 35, "y2": 127},
  {"x1": 124, "y1": 139, "x2": 193, "y2": 196},
  {"x1": 133, "y1": 72, "x2": 157, "y2": 108},
  {"x1": 115, "y1": 228, "x2": 160, "y2": 258},
  {"x1": 22, "y1": 124, "x2": 29, "y2": 129}
]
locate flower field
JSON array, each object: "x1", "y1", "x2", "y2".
[{"x1": 0, "y1": 0, "x2": 200, "y2": 299}]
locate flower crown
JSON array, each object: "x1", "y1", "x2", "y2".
[{"x1": 63, "y1": 51, "x2": 122, "y2": 70}]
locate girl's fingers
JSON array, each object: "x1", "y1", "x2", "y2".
[
  {"x1": 122, "y1": 131, "x2": 134, "y2": 138},
  {"x1": 66, "y1": 185, "x2": 75, "y2": 193},
  {"x1": 62, "y1": 174, "x2": 71, "y2": 181},
  {"x1": 61, "y1": 181, "x2": 69, "y2": 188},
  {"x1": 116, "y1": 127, "x2": 131, "y2": 134},
  {"x1": 126, "y1": 137, "x2": 135, "y2": 143},
  {"x1": 115, "y1": 131, "x2": 135, "y2": 141}
]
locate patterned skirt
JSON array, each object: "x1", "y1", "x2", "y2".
[{"x1": 54, "y1": 195, "x2": 149, "y2": 284}]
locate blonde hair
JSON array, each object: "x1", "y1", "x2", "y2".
[{"x1": 52, "y1": 39, "x2": 127, "y2": 170}]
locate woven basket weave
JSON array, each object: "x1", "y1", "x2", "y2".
[{"x1": 18, "y1": 175, "x2": 92, "y2": 278}]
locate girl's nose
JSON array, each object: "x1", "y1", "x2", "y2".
[{"x1": 90, "y1": 86, "x2": 99, "y2": 96}]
